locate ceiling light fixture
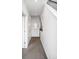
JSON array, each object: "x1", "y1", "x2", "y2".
[{"x1": 35, "y1": 0, "x2": 38, "y2": 2}]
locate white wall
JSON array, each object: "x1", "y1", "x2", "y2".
[
  {"x1": 22, "y1": 16, "x2": 28, "y2": 48},
  {"x1": 22, "y1": 0, "x2": 29, "y2": 16},
  {"x1": 31, "y1": 16, "x2": 40, "y2": 37},
  {"x1": 40, "y1": 4, "x2": 57, "y2": 59},
  {"x1": 22, "y1": 16, "x2": 31, "y2": 48},
  {"x1": 22, "y1": 0, "x2": 32, "y2": 48}
]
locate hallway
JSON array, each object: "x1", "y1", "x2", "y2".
[{"x1": 22, "y1": 37, "x2": 47, "y2": 59}]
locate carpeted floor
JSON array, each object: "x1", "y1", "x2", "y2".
[{"x1": 22, "y1": 37, "x2": 47, "y2": 59}]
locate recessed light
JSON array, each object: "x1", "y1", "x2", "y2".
[{"x1": 35, "y1": 0, "x2": 38, "y2": 2}]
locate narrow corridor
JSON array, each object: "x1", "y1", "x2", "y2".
[{"x1": 22, "y1": 37, "x2": 47, "y2": 59}]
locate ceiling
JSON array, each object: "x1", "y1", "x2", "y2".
[{"x1": 23, "y1": 0, "x2": 48, "y2": 16}]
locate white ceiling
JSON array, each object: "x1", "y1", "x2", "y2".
[{"x1": 23, "y1": 0, "x2": 48, "y2": 16}]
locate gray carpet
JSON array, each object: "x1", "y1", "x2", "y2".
[{"x1": 22, "y1": 37, "x2": 47, "y2": 59}]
